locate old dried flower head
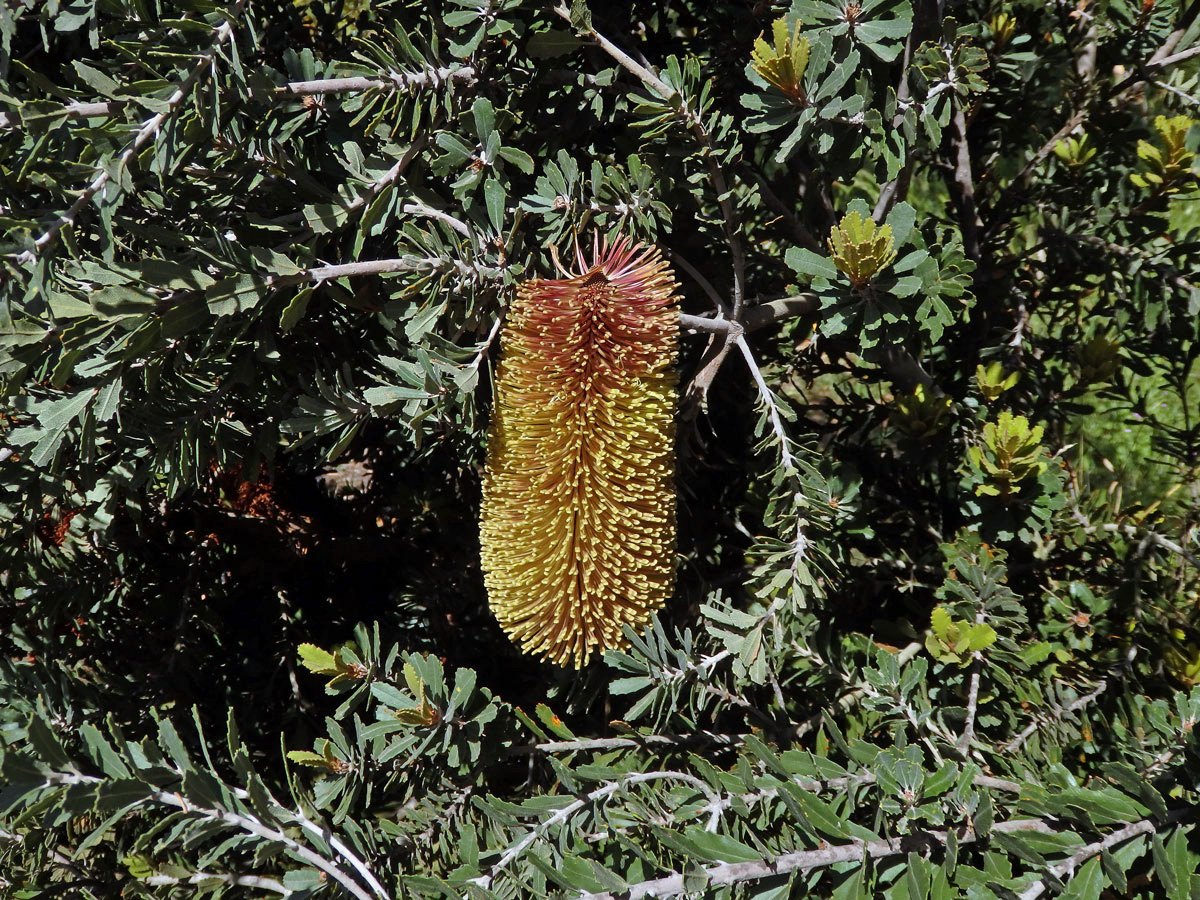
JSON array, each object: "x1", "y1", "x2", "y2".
[{"x1": 480, "y1": 236, "x2": 680, "y2": 668}]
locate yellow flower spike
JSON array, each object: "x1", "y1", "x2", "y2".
[{"x1": 480, "y1": 236, "x2": 680, "y2": 668}]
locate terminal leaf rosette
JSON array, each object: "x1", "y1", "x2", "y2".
[
  {"x1": 828, "y1": 210, "x2": 897, "y2": 288},
  {"x1": 480, "y1": 237, "x2": 680, "y2": 667},
  {"x1": 751, "y1": 17, "x2": 811, "y2": 104}
]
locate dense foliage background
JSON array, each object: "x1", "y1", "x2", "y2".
[{"x1": 3, "y1": 0, "x2": 1200, "y2": 896}]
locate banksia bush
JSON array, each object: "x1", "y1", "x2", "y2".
[
  {"x1": 7, "y1": 2, "x2": 1200, "y2": 896},
  {"x1": 479, "y1": 237, "x2": 680, "y2": 668}
]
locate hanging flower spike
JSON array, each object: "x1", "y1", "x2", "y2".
[{"x1": 480, "y1": 236, "x2": 680, "y2": 668}]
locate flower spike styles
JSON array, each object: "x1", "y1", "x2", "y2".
[{"x1": 480, "y1": 236, "x2": 680, "y2": 668}]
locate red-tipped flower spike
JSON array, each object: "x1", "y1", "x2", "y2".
[{"x1": 480, "y1": 236, "x2": 680, "y2": 667}]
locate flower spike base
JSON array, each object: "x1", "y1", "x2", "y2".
[{"x1": 480, "y1": 236, "x2": 680, "y2": 668}]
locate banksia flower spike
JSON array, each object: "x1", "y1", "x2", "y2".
[{"x1": 480, "y1": 236, "x2": 680, "y2": 668}]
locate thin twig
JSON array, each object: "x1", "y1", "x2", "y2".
[
  {"x1": 742, "y1": 165, "x2": 822, "y2": 251},
  {"x1": 14, "y1": 2, "x2": 246, "y2": 265},
  {"x1": 470, "y1": 772, "x2": 722, "y2": 890},
  {"x1": 959, "y1": 605, "x2": 988, "y2": 752},
  {"x1": 873, "y1": 0, "x2": 938, "y2": 220},
  {"x1": 43, "y1": 769, "x2": 387, "y2": 900},
  {"x1": 960, "y1": 656, "x2": 983, "y2": 752},
  {"x1": 1058, "y1": 232, "x2": 1198, "y2": 295},
  {"x1": 264, "y1": 256, "x2": 500, "y2": 289},
  {"x1": 275, "y1": 66, "x2": 476, "y2": 98},
  {"x1": 716, "y1": 771, "x2": 1022, "y2": 814},
  {"x1": 1003, "y1": 681, "x2": 1108, "y2": 754},
  {"x1": 986, "y1": 9, "x2": 1200, "y2": 235},
  {"x1": 670, "y1": 250, "x2": 729, "y2": 316},
  {"x1": 147, "y1": 790, "x2": 383, "y2": 900},
  {"x1": 1111, "y1": 43, "x2": 1200, "y2": 95},
  {"x1": 508, "y1": 732, "x2": 741, "y2": 756},
  {"x1": 736, "y1": 333, "x2": 795, "y2": 470},
  {"x1": 465, "y1": 315, "x2": 504, "y2": 374},
  {"x1": 401, "y1": 200, "x2": 472, "y2": 237}
]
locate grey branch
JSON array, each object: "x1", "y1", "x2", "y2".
[
  {"x1": 959, "y1": 607, "x2": 989, "y2": 752},
  {"x1": 510, "y1": 731, "x2": 742, "y2": 755},
  {"x1": 1016, "y1": 818, "x2": 1158, "y2": 900},
  {"x1": 14, "y1": 2, "x2": 246, "y2": 265},
  {"x1": 0, "y1": 66, "x2": 476, "y2": 130},
  {"x1": 718, "y1": 771, "x2": 1022, "y2": 814},
  {"x1": 949, "y1": 104, "x2": 981, "y2": 262},
  {"x1": 736, "y1": 334, "x2": 796, "y2": 470},
  {"x1": 275, "y1": 66, "x2": 475, "y2": 97},
  {"x1": 45, "y1": 771, "x2": 383, "y2": 900},
  {"x1": 680, "y1": 313, "x2": 737, "y2": 335},
  {"x1": 265, "y1": 256, "x2": 500, "y2": 289},
  {"x1": 146, "y1": 790, "x2": 383, "y2": 900},
  {"x1": 575, "y1": 819, "x2": 1059, "y2": 900},
  {"x1": 143, "y1": 872, "x2": 287, "y2": 893}
]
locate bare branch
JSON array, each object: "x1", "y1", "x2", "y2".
[
  {"x1": 959, "y1": 606, "x2": 988, "y2": 752},
  {"x1": 681, "y1": 313, "x2": 736, "y2": 335},
  {"x1": 268, "y1": 256, "x2": 499, "y2": 289},
  {"x1": 275, "y1": 66, "x2": 476, "y2": 98},
  {"x1": 744, "y1": 294, "x2": 821, "y2": 329},
  {"x1": 508, "y1": 732, "x2": 742, "y2": 756},
  {"x1": 949, "y1": 105, "x2": 981, "y2": 263},
  {"x1": 401, "y1": 200, "x2": 473, "y2": 237},
  {"x1": 45, "y1": 772, "x2": 383, "y2": 900}
]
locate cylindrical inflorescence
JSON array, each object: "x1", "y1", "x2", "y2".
[{"x1": 480, "y1": 236, "x2": 680, "y2": 668}]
